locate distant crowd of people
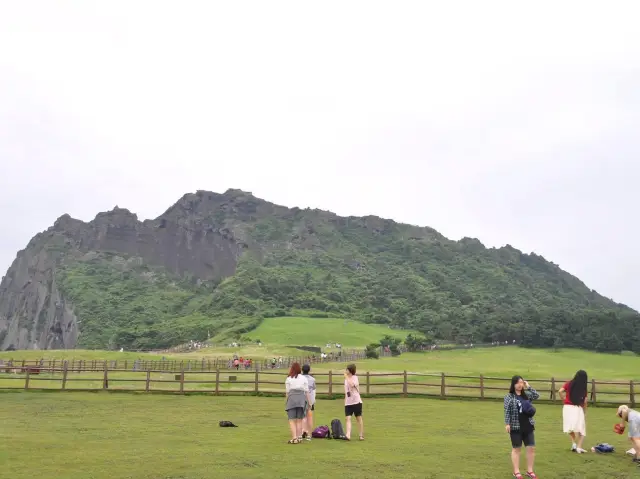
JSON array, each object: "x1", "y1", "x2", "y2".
[{"x1": 504, "y1": 369, "x2": 640, "y2": 478}]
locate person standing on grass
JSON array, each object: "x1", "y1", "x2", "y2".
[
  {"x1": 616, "y1": 405, "x2": 640, "y2": 464},
  {"x1": 558, "y1": 369, "x2": 588, "y2": 453},
  {"x1": 344, "y1": 363, "x2": 364, "y2": 441},
  {"x1": 285, "y1": 362, "x2": 311, "y2": 444},
  {"x1": 301, "y1": 364, "x2": 316, "y2": 441},
  {"x1": 504, "y1": 375, "x2": 540, "y2": 479}
]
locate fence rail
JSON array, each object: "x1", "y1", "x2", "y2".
[
  {"x1": 0, "y1": 353, "x2": 368, "y2": 373},
  {"x1": 0, "y1": 365, "x2": 635, "y2": 407}
]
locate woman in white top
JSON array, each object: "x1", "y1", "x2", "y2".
[{"x1": 285, "y1": 362, "x2": 311, "y2": 444}]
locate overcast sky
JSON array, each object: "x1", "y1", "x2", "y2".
[{"x1": 1, "y1": 1, "x2": 639, "y2": 309}]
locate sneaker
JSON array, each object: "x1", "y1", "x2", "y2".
[
  {"x1": 576, "y1": 448, "x2": 587, "y2": 454},
  {"x1": 571, "y1": 443, "x2": 577, "y2": 452}
]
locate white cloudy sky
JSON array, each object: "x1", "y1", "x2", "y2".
[{"x1": 1, "y1": 1, "x2": 639, "y2": 308}]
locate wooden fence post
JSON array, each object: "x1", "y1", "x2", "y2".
[
  {"x1": 403, "y1": 370, "x2": 408, "y2": 397},
  {"x1": 103, "y1": 361, "x2": 109, "y2": 389},
  {"x1": 440, "y1": 373, "x2": 446, "y2": 398},
  {"x1": 21, "y1": 359, "x2": 25, "y2": 369},
  {"x1": 591, "y1": 379, "x2": 597, "y2": 404},
  {"x1": 551, "y1": 378, "x2": 556, "y2": 401},
  {"x1": 215, "y1": 369, "x2": 220, "y2": 395},
  {"x1": 328, "y1": 371, "x2": 333, "y2": 399},
  {"x1": 180, "y1": 366, "x2": 185, "y2": 394},
  {"x1": 24, "y1": 368, "x2": 30, "y2": 390},
  {"x1": 366, "y1": 371, "x2": 370, "y2": 395},
  {"x1": 61, "y1": 361, "x2": 68, "y2": 390},
  {"x1": 631, "y1": 381, "x2": 636, "y2": 408},
  {"x1": 145, "y1": 370, "x2": 151, "y2": 392},
  {"x1": 480, "y1": 375, "x2": 484, "y2": 399},
  {"x1": 255, "y1": 370, "x2": 259, "y2": 394}
]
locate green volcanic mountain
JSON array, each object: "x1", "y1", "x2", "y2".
[{"x1": 0, "y1": 189, "x2": 637, "y2": 352}]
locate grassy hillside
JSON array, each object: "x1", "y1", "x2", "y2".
[
  {"x1": 242, "y1": 316, "x2": 416, "y2": 348},
  {"x1": 1, "y1": 394, "x2": 637, "y2": 478},
  {"x1": 12, "y1": 189, "x2": 639, "y2": 352}
]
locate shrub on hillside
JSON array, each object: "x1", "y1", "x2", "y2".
[{"x1": 365, "y1": 343, "x2": 380, "y2": 359}]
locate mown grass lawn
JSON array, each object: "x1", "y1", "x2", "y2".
[
  {"x1": 245, "y1": 316, "x2": 418, "y2": 348},
  {"x1": 0, "y1": 392, "x2": 637, "y2": 479}
]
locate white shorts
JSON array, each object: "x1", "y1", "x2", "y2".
[{"x1": 563, "y1": 404, "x2": 586, "y2": 436}]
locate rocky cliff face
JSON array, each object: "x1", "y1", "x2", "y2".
[
  {"x1": 0, "y1": 190, "x2": 254, "y2": 350},
  {"x1": 2, "y1": 188, "x2": 633, "y2": 352}
]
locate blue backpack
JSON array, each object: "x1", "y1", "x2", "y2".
[{"x1": 593, "y1": 443, "x2": 614, "y2": 453}]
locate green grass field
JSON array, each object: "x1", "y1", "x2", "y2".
[
  {"x1": 1, "y1": 392, "x2": 637, "y2": 479},
  {"x1": 245, "y1": 316, "x2": 417, "y2": 348}
]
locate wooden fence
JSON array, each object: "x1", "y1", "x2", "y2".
[
  {"x1": 0, "y1": 366, "x2": 635, "y2": 406},
  {"x1": 0, "y1": 352, "x2": 367, "y2": 373}
]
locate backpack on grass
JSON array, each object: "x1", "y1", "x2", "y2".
[
  {"x1": 331, "y1": 419, "x2": 346, "y2": 440},
  {"x1": 312, "y1": 425, "x2": 330, "y2": 438},
  {"x1": 593, "y1": 443, "x2": 614, "y2": 453},
  {"x1": 219, "y1": 421, "x2": 238, "y2": 427}
]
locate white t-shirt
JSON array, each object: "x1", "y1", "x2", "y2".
[
  {"x1": 285, "y1": 375, "x2": 309, "y2": 394},
  {"x1": 303, "y1": 374, "x2": 316, "y2": 405}
]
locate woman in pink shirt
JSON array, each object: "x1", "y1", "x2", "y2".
[{"x1": 344, "y1": 363, "x2": 364, "y2": 440}]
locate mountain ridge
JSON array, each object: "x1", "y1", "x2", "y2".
[{"x1": 0, "y1": 188, "x2": 636, "y2": 352}]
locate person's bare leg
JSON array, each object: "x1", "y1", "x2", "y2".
[
  {"x1": 345, "y1": 415, "x2": 352, "y2": 439},
  {"x1": 631, "y1": 438, "x2": 640, "y2": 460},
  {"x1": 511, "y1": 448, "x2": 521, "y2": 474},
  {"x1": 576, "y1": 433, "x2": 586, "y2": 452},
  {"x1": 526, "y1": 446, "x2": 535, "y2": 473},
  {"x1": 288, "y1": 420, "x2": 297, "y2": 441},
  {"x1": 296, "y1": 419, "x2": 304, "y2": 439},
  {"x1": 356, "y1": 415, "x2": 364, "y2": 438},
  {"x1": 306, "y1": 410, "x2": 314, "y2": 435}
]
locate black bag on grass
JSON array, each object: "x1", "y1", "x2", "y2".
[
  {"x1": 219, "y1": 421, "x2": 238, "y2": 427},
  {"x1": 331, "y1": 419, "x2": 346, "y2": 439}
]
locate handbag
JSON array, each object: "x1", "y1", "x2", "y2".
[{"x1": 519, "y1": 397, "x2": 536, "y2": 417}]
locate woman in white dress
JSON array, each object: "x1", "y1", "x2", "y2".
[{"x1": 558, "y1": 370, "x2": 588, "y2": 453}]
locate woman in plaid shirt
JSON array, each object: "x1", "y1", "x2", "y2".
[{"x1": 504, "y1": 376, "x2": 540, "y2": 479}]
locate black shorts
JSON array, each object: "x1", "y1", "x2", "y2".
[
  {"x1": 345, "y1": 403, "x2": 363, "y2": 417},
  {"x1": 510, "y1": 430, "x2": 535, "y2": 448}
]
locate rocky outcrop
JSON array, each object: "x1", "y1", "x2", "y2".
[{"x1": 0, "y1": 189, "x2": 256, "y2": 350}]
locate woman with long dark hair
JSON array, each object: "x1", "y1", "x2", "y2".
[
  {"x1": 504, "y1": 375, "x2": 540, "y2": 479},
  {"x1": 284, "y1": 362, "x2": 311, "y2": 444},
  {"x1": 558, "y1": 370, "x2": 588, "y2": 453}
]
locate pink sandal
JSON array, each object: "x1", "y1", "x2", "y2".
[{"x1": 526, "y1": 473, "x2": 538, "y2": 479}]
